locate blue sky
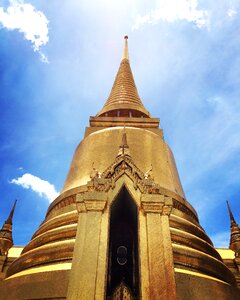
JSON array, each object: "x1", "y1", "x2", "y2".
[{"x1": 0, "y1": 0, "x2": 240, "y2": 248}]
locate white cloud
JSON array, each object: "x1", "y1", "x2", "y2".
[
  {"x1": 0, "y1": 0, "x2": 49, "y2": 62},
  {"x1": 227, "y1": 8, "x2": 237, "y2": 17},
  {"x1": 210, "y1": 231, "x2": 230, "y2": 248},
  {"x1": 132, "y1": 0, "x2": 209, "y2": 30},
  {"x1": 11, "y1": 173, "x2": 59, "y2": 202}
]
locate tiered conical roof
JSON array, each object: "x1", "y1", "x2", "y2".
[
  {"x1": 97, "y1": 36, "x2": 150, "y2": 118},
  {"x1": 5, "y1": 200, "x2": 17, "y2": 225},
  {"x1": 227, "y1": 201, "x2": 240, "y2": 254},
  {"x1": 0, "y1": 200, "x2": 17, "y2": 256}
]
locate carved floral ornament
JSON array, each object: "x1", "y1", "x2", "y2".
[{"x1": 87, "y1": 151, "x2": 157, "y2": 195}]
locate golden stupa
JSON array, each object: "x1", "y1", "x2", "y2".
[{"x1": 0, "y1": 37, "x2": 240, "y2": 299}]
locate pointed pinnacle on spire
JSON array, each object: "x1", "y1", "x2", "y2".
[
  {"x1": 122, "y1": 35, "x2": 129, "y2": 60},
  {"x1": 227, "y1": 200, "x2": 240, "y2": 254},
  {"x1": 5, "y1": 200, "x2": 17, "y2": 225},
  {"x1": 0, "y1": 200, "x2": 16, "y2": 256},
  {"x1": 227, "y1": 200, "x2": 237, "y2": 226},
  {"x1": 96, "y1": 36, "x2": 150, "y2": 118}
]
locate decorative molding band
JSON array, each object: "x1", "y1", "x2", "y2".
[
  {"x1": 172, "y1": 199, "x2": 198, "y2": 222},
  {"x1": 46, "y1": 195, "x2": 76, "y2": 218}
]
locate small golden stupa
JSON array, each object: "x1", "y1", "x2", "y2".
[{"x1": 0, "y1": 37, "x2": 239, "y2": 299}]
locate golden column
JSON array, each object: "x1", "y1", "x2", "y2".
[
  {"x1": 141, "y1": 195, "x2": 176, "y2": 299},
  {"x1": 67, "y1": 192, "x2": 108, "y2": 299}
]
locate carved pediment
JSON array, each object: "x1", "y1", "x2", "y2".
[
  {"x1": 87, "y1": 131, "x2": 164, "y2": 196},
  {"x1": 87, "y1": 153, "x2": 160, "y2": 195},
  {"x1": 83, "y1": 132, "x2": 199, "y2": 221}
]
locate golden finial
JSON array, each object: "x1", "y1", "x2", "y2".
[{"x1": 122, "y1": 35, "x2": 129, "y2": 61}]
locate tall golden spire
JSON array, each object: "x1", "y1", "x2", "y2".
[
  {"x1": 0, "y1": 200, "x2": 17, "y2": 256},
  {"x1": 227, "y1": 201, "x2": 240, "y2": 254},
  {"x1": 5, "y1": 199, "x2": 17, "y2": 225},
  {"x1": 227, "y1": 200, "x2": 237, "y2": 226},
  {"x1": 97, "y1": 36, "x2": 150, "y2": 118}
]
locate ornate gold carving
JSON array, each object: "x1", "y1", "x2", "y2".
[
  {"x1": 87, "y1": 153, "x2": 159, "y2": 196},
  {"x1": 112, "y1": 281, "x2": 134, "y2": 300},
  {"x1": 144, "y1": 164, "x2": 154, "y2": 180},
  {"x1": 84, "y1": 138, "x2": 197, "y2": 221},
  {"x1": 162, "y1": 205, "x2": 172, "y2": 216},
  {"x1": 76, "y1": 202, "x2": 87, "y2": 213},
  {"x1": 90, "y1": 162, "x2": 102, "y2": 180}
]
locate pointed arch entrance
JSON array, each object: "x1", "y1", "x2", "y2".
[{"x1": 107, "y1": 186, "x2": 139, "y2": 299}]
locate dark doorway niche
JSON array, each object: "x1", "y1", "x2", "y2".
[{"x1": 107, "y1": 186, "x2": 139, "y2": 299}]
